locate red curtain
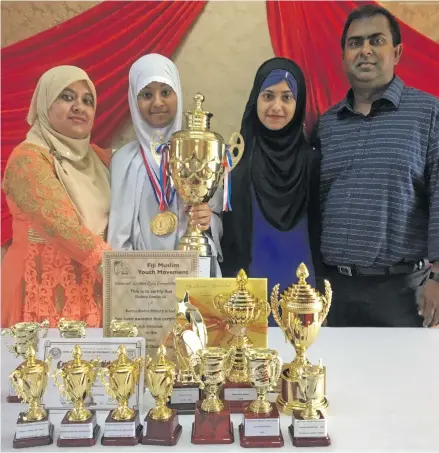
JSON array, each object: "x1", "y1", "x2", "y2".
[
  {"x1": 266, "y1": 0, "x2": 439, "y2": 132},
  {"x1": 1, "y1": 0, "x2": 206, "y2": 245}
]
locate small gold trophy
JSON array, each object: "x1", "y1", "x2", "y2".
[
  {"x1": 109, "y1": 319, "x2": 138, "y2": 337},
  {"x1": 239, "y1": 348, "x2": 284, "y2": 448},
  {"x1": 10, "y1": 345, "x2": 53, "y2": 448},
  {"x1": 53, "y1": 345, "x2": 101, "y2": 446},
  {"x1": 168, "y1": 93, "x2": 244, "y2": 274},
  {"x1": 2, "y1": 319, "x2": 49, "y2": 402},
  {"x1": 289, "y1": 361, "x2": 331, "y2": 447},
  {"x1": 58, "y1": 318, "x2": 87, "y2": 338},
  {"x1": 214, "y1": 270, "x2": 270, "y2": 411},
  {"x1": 167, "y1": 292, "x2": 207, "y2": 413},
  {"x1": 98, "y1": 345, "x2": 143, "y2": 445},
  {"x1": 189, "y1": 346, "x2": 236, "y2": 444},
  {"x1": 271, "y1": 263, "x2": 331, "y2": 414},
  {"x1": 141, "y1": 345, "x2": 182, "y2": 446}
]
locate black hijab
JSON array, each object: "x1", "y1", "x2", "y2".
[{"x1": 221, "y1": 57, "x2": 313, "y2": 277}]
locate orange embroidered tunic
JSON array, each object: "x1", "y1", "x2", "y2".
[{"x1": 1, "y1": 143, "x2": 111, "y2": 328}]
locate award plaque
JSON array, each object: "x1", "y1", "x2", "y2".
[{"x1": 103, "y1": 250, "x2": 198, "y2": 358}]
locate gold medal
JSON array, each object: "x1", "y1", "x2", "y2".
[{"x1": 151, "y1": 211, "x2": 178, "y2": 236}]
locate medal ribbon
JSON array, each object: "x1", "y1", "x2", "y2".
[
  {"x1": 140, "y1": 144, "x2": 175, "y2": 211},
  {"x1": 222, "y1": 146, "x2": 233, "y2": 211}
]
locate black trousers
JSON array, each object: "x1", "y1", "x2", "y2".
[{"x1": 321, "y1": 267, "x2": 429, "y2": 327}]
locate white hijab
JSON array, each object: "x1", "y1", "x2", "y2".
[{"x1": 107, "y1": 54, "x2": 183, "y2": 249}]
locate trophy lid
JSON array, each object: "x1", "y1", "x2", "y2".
[
  {"x1": 183, "y1": 93, "x2": 213, "y2": 132},
  {"x1": 280, "y1": 263, "x2": 323, "y2": 312},
  {"x1": 151, "y1": 345, "x2": 174, "y2": 374},
  {"x1": 223, "y1": 269, "x2": 257, "y2": 307}
]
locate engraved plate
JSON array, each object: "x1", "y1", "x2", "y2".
[
  {"x1": 15, "y1": 420, "x2": 50, "y2": 439},
  {"x1": 245, "y1": 418, "x2": 280, "y2": 437},
  {"x1": 199, "y1": 256, "x2": 214, "y2": 278},
  {"x1": 224, "y1": 388, "x2": 257, "y2": 401},
  {"x1": 170, "y1": 387, "x2": 199, "y2": 404},
  {"x1": 60, "y1": 415, "x2": 97, "y2": 439},
  {"x1": 39, "y1": 337, "x2": 145, "y2": 411},
  {"x1": 293, "y1": 416, "x2": 328, "y2": 438},
  {"x1": 104, "y1": 415, "x2": 139, "y2": 438}
]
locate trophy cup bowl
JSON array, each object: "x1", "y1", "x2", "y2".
[
  {"x1": 53, "y1": 345, "x2": 100, "y2": 422},
  {"x1": 189, "y1": 346, "x2": 235, "y2": 413},
  {"x1": 270, "y1": 263, "x2": 331, "y2": 414},
  {"x1": 246, "y1": 348, "x2": 282, "y2": 414},
  {"x1": 142, "y1": 345, "x2": 182, "y2": 446},
  {"x1": 297, "y1": 363, "x2": 325, "y2": 420},
  {"x1": 9, "y1": 345, "x2": 54, "y2": 448},
  {"x1": 168, "y1": 93, "x2": 244, "y2": 257},
  {"x1": 99, "y1": 345, "x2": 143, "y2": 421},
  {"x1": 2, "y1": 320, "x2": 49, "y2": 358},
  {"x1": 58, "y1": 318, "x2": 87, "y2": 338},
  {"x1": 214, "y1": 270, "x2": 270, "y2": 386},
  {"x1": 239, "y1": 348, "x2": 284, "y2": 448}
]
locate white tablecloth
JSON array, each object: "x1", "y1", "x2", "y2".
[{"x1": 1, "y1": 327, "x2": 438, "y2": 452}]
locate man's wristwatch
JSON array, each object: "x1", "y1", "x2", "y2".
[{"x1": 429, "y1": 271, "x2": 439, "y2": 283}]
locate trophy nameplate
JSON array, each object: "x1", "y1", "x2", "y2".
[
  {"x1": 13, "y1": 413, "x2": 54, "y2": 448},
  {"x1": 103, "y1": 250, "x2": 198, "y2": 358},
  {"x1": 289, "y1": 410, "x2": 331, "y2": 447},
  {"x1": 57, "y1": 412, "x2": 100, "y2": 447},
  {"x1": 102, "y1": 411, "x2": 142, "y2": 446},
  {"x1": 39, "y1": 337, "x2": 145, "y2": 411}
]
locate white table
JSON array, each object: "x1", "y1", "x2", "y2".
[{"x1": 1, "y1": 327, "x2": 438, "y2": 452}]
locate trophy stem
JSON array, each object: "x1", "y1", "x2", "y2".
[
  {"x1": 201, "y1": 384, "x2": 223, "y2": 413},
  {"x1": 227, "y1": 329, "x2": 250, "y2": 383},
  {"x1": 288, "y1": 347, "x2": 310, "y2": 379},
  {"x1": 248, "y1": 389, "x2": 271, "y2": 414},
  {"x1": 113, "y1": 400, "x2": 135, "y2": 421},
  {"x1": 301, "y1": 399, "x2": 320, "y2": 420},
  {"x1": 151, "y1": 398, "x2": 173, "y2": 421},
  {"x1": 177, "y1": 218, "x2": 212, "y2": 256},
  {"x1": 69, "y1": 400, "x2": 91, "y2": 422},
  {"x1": 23, "y1": 398, "x2": 47, "y2": 421}
]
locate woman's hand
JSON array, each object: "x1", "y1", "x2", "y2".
[{"x1": 187, "y1": 204, "x2": 212, "y2": 231}]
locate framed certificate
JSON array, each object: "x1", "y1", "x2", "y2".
[{"x1": 39, "y1": 337, "x2": 145, "y2": 411}]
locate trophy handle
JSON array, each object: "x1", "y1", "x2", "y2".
[
  {"x1": 224, "y1": 346, "x2": 237, "y2": 377},
  {"x1": 44, "y1": 355, "x2": 53, "y2": 372},
  {"x1": 97, "y1": 368, "x2": 116, "y2": 401},
  {"x1": 255, "y1": 300, "x2": 271, "y2": 323},
  {"x1": 270, "y1": 284, "x2": 283, "y2": 329},
  {"x1": 39, "y1": 319, "x2": 49, "y2": 340},
  {"x1": 52, "y1": 369, "x2": 71, "y2": 403},
  {"x1": 188, "y1": 352, "x2": 204, "y2": 389},
  {"x1": 172, "y1": 323, "x2": 190, "y2": 371},
  {"x1": 228, "y1": 132, "x2": 244, "y2": 168},
  {"x1": 213, "y1": 294, "x2": 226, "y2": 315},
  {"x1": 9, "y1": 370, "x2": 28, "y2": 402},
  {"x1": 320, "y1": 280, "x2": 332, "y2": 323},
  {"x1": 269, "y1": 354, "x2": 283, "y2": 391}
]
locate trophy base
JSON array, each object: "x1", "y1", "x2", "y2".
[
  {"x1": 288, "y1": 426, "x2": 331, "y2": 447},
  {"x1": 167, "y1": 382, "x2": 200, "y2": 414},
  {"x1": 13, "y1": 414, "x2": 54, "y2": 449},
  {"x1": 222, "y1": 382, "x2": 256, "y2": 413},
  {"x1": 289, "y1": 409, "x2": 331, "y2": 447},
  {"x1": 7, "y1": 395, "x2": 22, "y2": 403},
  {"x1": 101, "y1": 412, "x2": 142, "y2": 446},
  {"x1": 191, "y1": 401, "x2": 234, "y2": 444},
  {"x1": 57, "y1": 412, "x2": 100, "y2": 447},
  {"x1": 140, "y1": 409, "x2": 182, "y2": 446},
  {"x1": 239, "y1": 403, "x2": 284, "y2": 448},
  {"x1": 277, "y1": 369, "x2": 328, "y2": 415}
]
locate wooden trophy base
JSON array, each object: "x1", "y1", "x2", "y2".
[
  {"x1": 101, "y1": 411, "x2": 142, "y2": 446},
  {"x1": 57, "y1": 412, "x2": 101, "y2": 447},
  {"x1": 222, "y1": 381, "x2": 257, "y2": 413},
  {"x1": 141, "y1": 408, "x2": 182, "y2": 446},
  {"x1": 191, "y1": 401, "x2": 234, "y2": 444},
  {"x1": 7, "y1": 395, "x2": 22, "y2": 403},
  {"x1": 167, "y1": 382, "x2": 200, "y2": 415},
  {"x1": 239, "y1": 403, "x2": 284, "y2": 448},
  {"x1": 13, "y1": 413, "x2": 54, "y2": 449},
  {"x1": 289, "y1": 410, "x2": 331, "y2": 447}
]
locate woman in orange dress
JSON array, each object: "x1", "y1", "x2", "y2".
[{"x1": 1, "y1": 66, "x2": 111, "y2": 328}]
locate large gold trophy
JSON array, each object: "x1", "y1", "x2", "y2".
[
  {"x1": 168, "y1": 93, "x2": 244, "y2": 260},
  {"x1": 98, "y1": 345, "x2": 144, "y2": 445},
  {"x1": 53, "y1": 345, "x2": 101, "y2": 446},
  {"x1": 214, "y1": 269, "x2": 270, "y2": 411},
  {"x1": 2, "y1": 319, "x2": 49, "y2": 402},
  {"x1": 271, "y1": 263, "x2": 331, "y2": 414},
  {"x1": 142, "y1": 345, "x2": 182, "y2": 446},
  {"x1": 9, "y1": 346, "x2": 53, "y2": 448}
]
